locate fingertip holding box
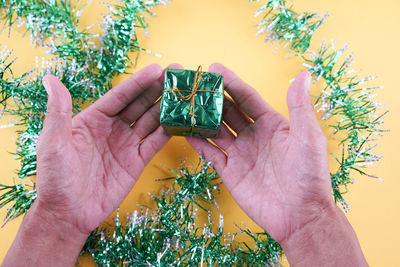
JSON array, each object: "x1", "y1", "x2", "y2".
[{"x1": 160, "y1": 66, "x2": 224, "y2": 138}]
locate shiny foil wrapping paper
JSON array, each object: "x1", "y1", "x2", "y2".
[{"x1": 160, "y1": 68, "x2": 224, "y2": 138}]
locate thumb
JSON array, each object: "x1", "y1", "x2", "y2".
[
  {"x1": 287, "y1": 71, "x2": 325, "y2": 143},
  {"x1": 40, "y1": 75, "x2": 72, "y2": 142}
]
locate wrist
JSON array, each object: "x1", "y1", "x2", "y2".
[
  {"x1": 280, "y1": 201, "x2": 338, "y2": 248},
  {"x1": 31, "y1": 199, "x2": 89, "y2": 241},
  {"x1": 280, "y1": 201, "x2": 367, "y2": 267},
  {"x1": 2, "y1": 201, "x2": 88, "y2": 267}
]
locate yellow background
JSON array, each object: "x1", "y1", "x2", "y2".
[{"x1": 1, "y1": 0, "x2": 399, "y2": 266}]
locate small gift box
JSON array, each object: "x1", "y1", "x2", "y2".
[{"x1": 160, "y1": 66, "x2": 224, "y2": 138}]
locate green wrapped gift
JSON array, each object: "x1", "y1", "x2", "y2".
[{"x1": 160, "y1": 66, "x2": 224, "y2": 138}]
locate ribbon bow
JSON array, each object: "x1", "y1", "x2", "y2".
[{"x1": 172, "y1": 65, "x2": 204, "y2": 136}]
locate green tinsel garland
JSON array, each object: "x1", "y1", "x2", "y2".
[
  {"x1": 0, "y1": 0, "x2": 166, "y2": 220},
  {"x1": 0, "y1": 0, "x2": 386, "y2": 266},
  {"x1": 83, "y1": 160, "x2": 282, "y2": 266},
  {"x1": 251, "y1": 0, "x2": 386, "y2": 209}
]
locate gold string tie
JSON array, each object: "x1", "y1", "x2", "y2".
[{"x1": 170, "y1": 65, "x2": 203, "y2": 136}]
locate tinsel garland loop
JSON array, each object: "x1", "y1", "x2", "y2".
[
  {"x1": 0, "y1": 0, "x2": 386, "y2": 266},
  {"x1": 251, "y1": 0, "x2": 385, "y2": 210},
  {"x1": 82, "y1": 161, "x2": 282, "y2": 266}
]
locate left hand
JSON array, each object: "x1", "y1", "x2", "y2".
[
  {"x1": 186, "y1": 63, "x2": 367, "y2": 266},
  {"x1": 186, "y1": 63, "x2": 332, "y2": 244}
]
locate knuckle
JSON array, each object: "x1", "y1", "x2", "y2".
[
  {"x1": 314, "y1": 128, "x2": 328, "y2": 146},
  {"x1": 237, "y1": 92, "x2": 252, "y2": 107},
  {"x1": 309, "y1": 131, "x2": 328, "y2": 150},
  {"x1": 318, "y1": 133, "x2": 328, "y2": 146},
  {"x1": 111, "y1": 88, "x2": 131, "y2": 106},
  {"x1": 37, "y1": 135, "x2": 66, "y2": 159},
  {"x1": 149, "y1": 140, "x2": 159, "y2": 154}
]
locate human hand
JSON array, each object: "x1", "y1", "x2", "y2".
[
  {"x1": 3, "y1": 64, "x2": 175, "y2": 267},
  {"x1": 187, "y1": 63, "x2": 330, "y2": 243},
  {"x1": 187, "y1": 63, "x2": 367, "y2": 266},
  {"x1": 35, "y1": 64, "x2": 169, "y2": 235}
]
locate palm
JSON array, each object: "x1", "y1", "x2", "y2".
[
  {"x1": 60, "y1": 113, "x2": 149, "y2": 232},
  {"x1": 36, "y1": 64, "x2": 170, "y2": 234},
  {"x1": 188, "y1": 63, "x2": 332, "y2": 244},
  {"x1": 221, "y1": 118, "x2": 330, "y2": 243}
]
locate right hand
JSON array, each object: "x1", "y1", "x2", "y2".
[{"x1": 186, "y1": 63, "x2": 333, "y2": 245}]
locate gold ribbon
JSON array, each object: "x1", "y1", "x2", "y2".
[{"x1": 165, "y1": 65, "x2": 223, "y2": 136}]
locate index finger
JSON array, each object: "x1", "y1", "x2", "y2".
[
  {"x1": 208, "y1": 63, "x2": 275, "y2": 121},
  {"x1": 91, "y1": 63, "x2": 163, "y2": 117}
]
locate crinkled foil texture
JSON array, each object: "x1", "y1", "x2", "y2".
[{"x1": 160, "y1": 68, "x2": 224, "y2": 138}]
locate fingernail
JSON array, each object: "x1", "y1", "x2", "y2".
[
  {"x1": 208, "y1": 62, "x2": 220, "y2": 73},
  {"x1": 42, "y1": 76, "x2": 52, "y2": 96},
  {"x1": 303, "y1": 71, "x2": 311, "y2": 93}
]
